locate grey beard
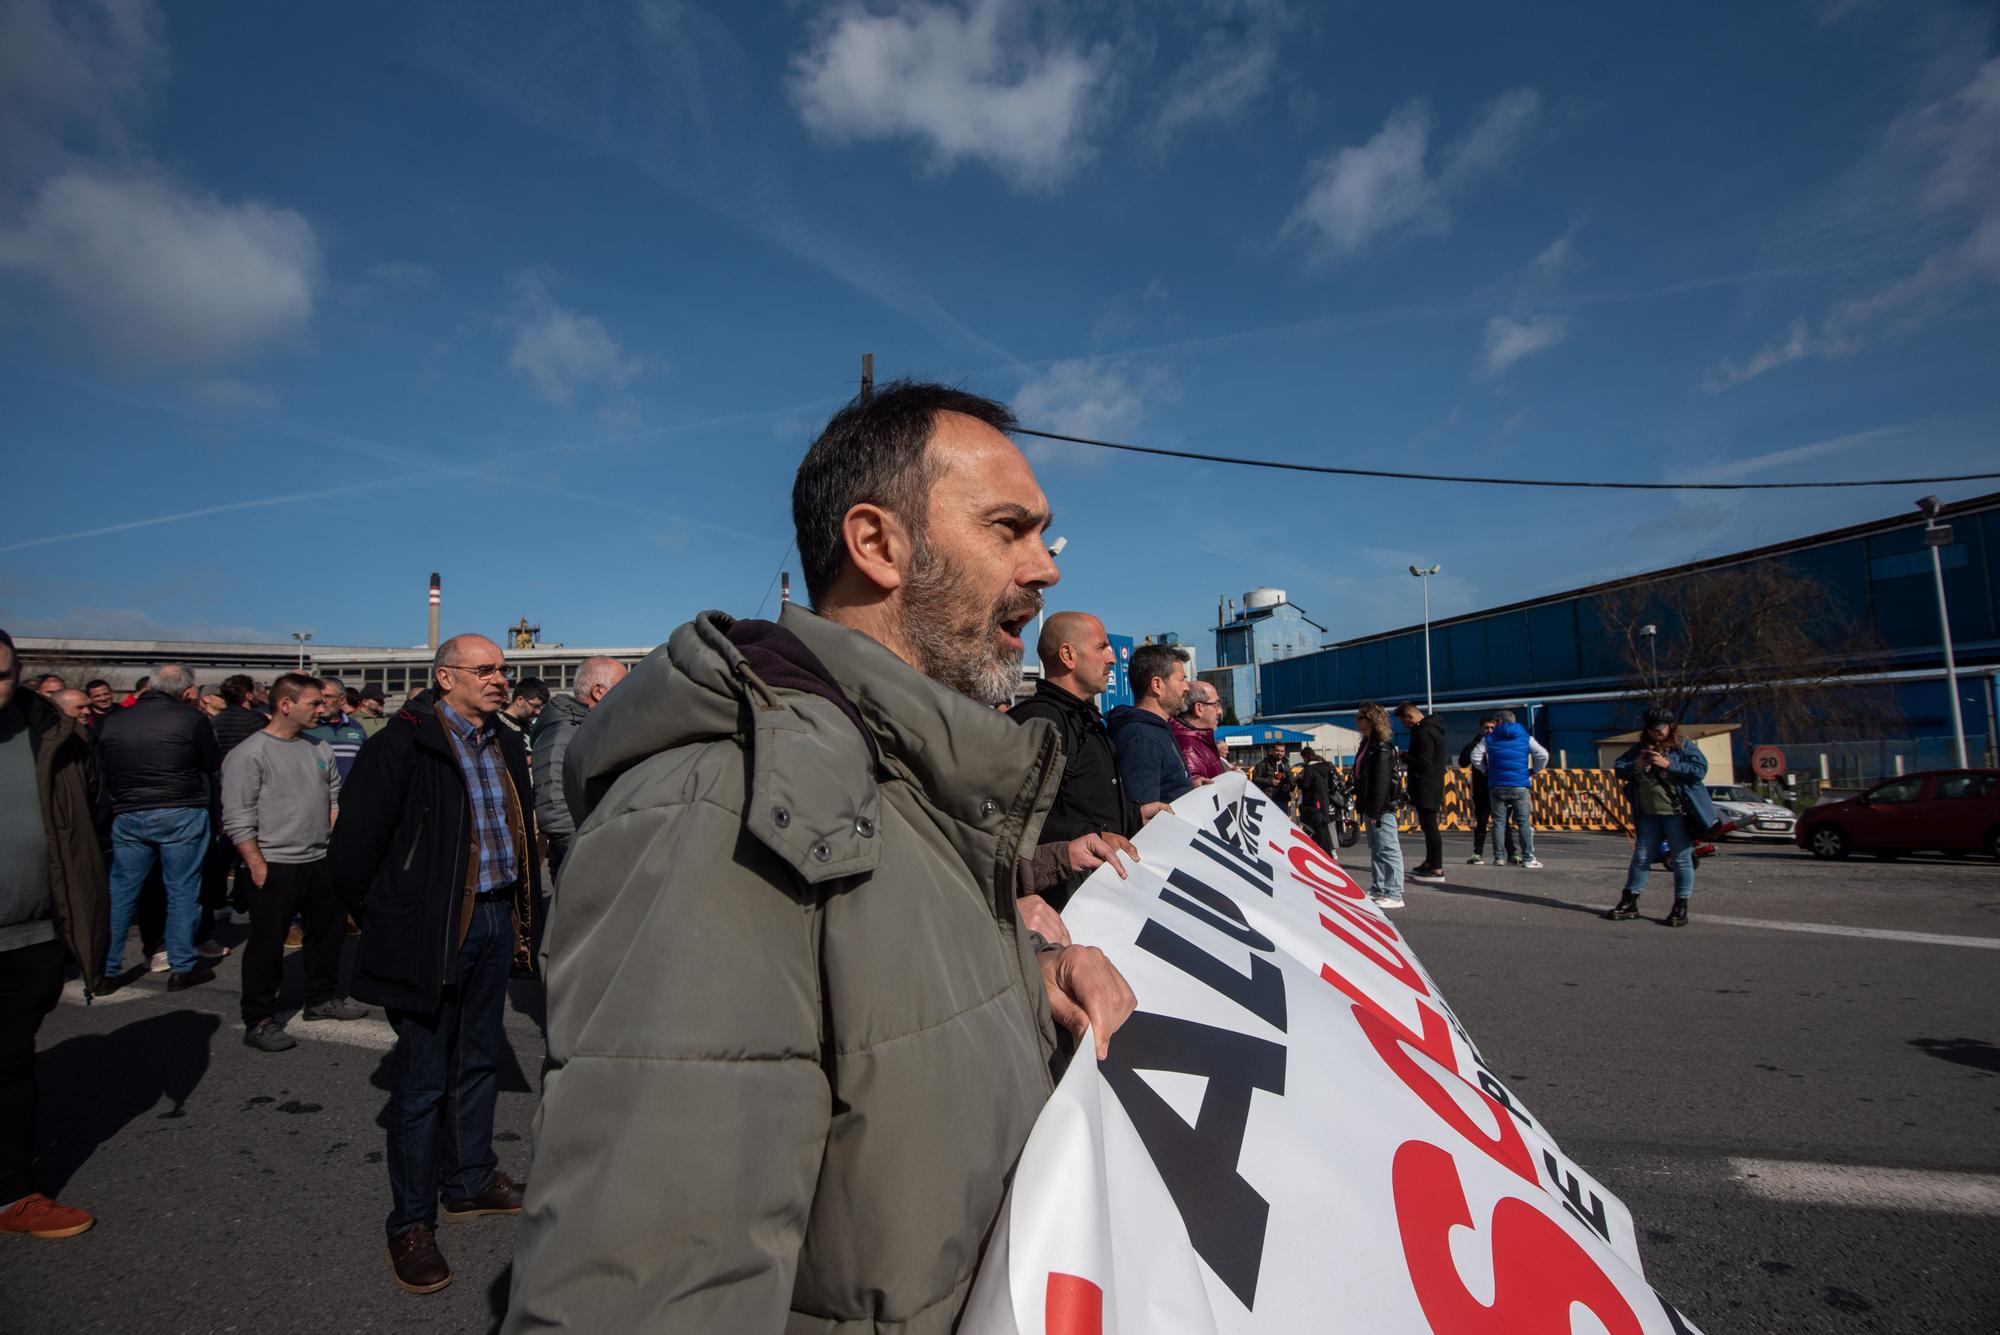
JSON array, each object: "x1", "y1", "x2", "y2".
[{"x1": 898, "y1": 538, "x2": 1038, "y2": 707}]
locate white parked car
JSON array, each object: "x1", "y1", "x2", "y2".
[{"x1": 1707, "y1": 785, "x2": 1796, "y2": 840}]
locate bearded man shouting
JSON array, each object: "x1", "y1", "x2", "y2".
[{"x1": 505, "y1": 382, "x2": 1139, "y2": 1333}]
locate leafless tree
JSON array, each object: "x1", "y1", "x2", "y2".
[{"x1": 1595, "y1": 561, "x2": 1905, "y2": 743}]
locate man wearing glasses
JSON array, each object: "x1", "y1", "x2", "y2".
[
  {"x1": 1171, "y1": 679, "x2": 1231, "y2": 783},
  {"x1": 330, "y1": 634, "x2": 540, "y2": 1294}
]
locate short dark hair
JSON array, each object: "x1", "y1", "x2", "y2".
[
  {"x1": 511, "y1": 677, "x2": 549, "y2": 705},
  {"x1": 269, "y1": 672, "x2": 319, "y2": 708},
  {"x1": 0, "y1": 627, "x2": 12, "y2": 658},
  {"x1": 220, "y1": 674, "x2": 254, "y2": 707},
  {"x1": 344, "y1": 687, "x2": 362, "y2": 709},
  {"x1": 1394, "y1": 701, "x2": 1420, "y2": 718},
  {"x1": 85, "y1": 678, "x2": 110, "y2": 692},
  {"x1": 790, "y1": 380, "x2": 1018, "y2": 606},
  {"x1": 1129, "y1": 643, "x2": 1188, "y2": 702}
]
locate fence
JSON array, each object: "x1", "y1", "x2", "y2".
[{"x1": 1390, "y1": 769, "x2": 1630, "y2": 832}]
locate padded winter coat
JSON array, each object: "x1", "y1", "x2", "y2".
[{"x1": 505, "y1": 605, "x2": 1066, "y2": 1334}]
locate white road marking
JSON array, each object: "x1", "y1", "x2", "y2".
[
  {"x1": 62, "y1": 978, "x2": 143, "y2": 1005},
  {"x1": 1701, "y1": 915, "x2": 2000, "y2": 950},
  {"x1": 1729, "y1": 1159, "x2": 2000, "y2": 1215},
  {"x1": 286, "y1": 1016, "x2": 398, "y2": 1052}
]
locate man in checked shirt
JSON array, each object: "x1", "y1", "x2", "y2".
[{"x1": 331, "y1": 633, "x2": 541, "y2": 1295}]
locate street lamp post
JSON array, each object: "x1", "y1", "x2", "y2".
[
  {"x1": 1034, "y1": 536, "x2": 1069, "y2": 656},
  {"x1": 1917, "y1": 497, "x2": 1969, "y2": 768},
  {"x1": 291, "y1": 631, "x2": 313, "y2": 670},
  {"x1": 1639, "y1": 623, "x2": 1658, "y2": 695},
  {"x1": 1409, "y1": 564, "x2": 1440, "y2": 712}
]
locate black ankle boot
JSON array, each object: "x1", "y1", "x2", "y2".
[
  {"x1": 1664, "y1": 899, "x2": 1689, "y2": 927},
  {"x1": 1604, "y1": 892, "x2": 1640, "y2": 920}
]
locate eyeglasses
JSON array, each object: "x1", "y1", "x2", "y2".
[{"x1": 442, "y1": 663, "x2": 509, "y2": 679}]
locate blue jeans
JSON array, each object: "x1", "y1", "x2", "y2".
[
  {"x1": 104, "y1": 807, "x2": 210, "y2": 976},
  {"x1": 1624, "y1": 810, "x2": 1695, "y2": 900},
  {"x1": 384, "y1": 898, "x2": 513, "y2": 1238},
  {"x1": 1491, "y1": 787, "x2": 1536, "y2": 861},
  {"x1": 1367, "y1": 814, "x2": 1404, "y2": 896}
]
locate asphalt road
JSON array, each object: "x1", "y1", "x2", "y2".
[{"x1": 3, "y1": 832, "x2": 1996, "y2": 1334}]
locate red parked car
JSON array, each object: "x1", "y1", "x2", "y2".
[{"x1": 1796, "y1": 769, "x2": 2000, "y2": 860}]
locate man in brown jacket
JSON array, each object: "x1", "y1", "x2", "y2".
[
  {"x1": 0, "y1": 627, "x2": 109, "y2": 1239},
  {"x1": 505, "y1": 383, "x2": 1139, "y2": 1332}
]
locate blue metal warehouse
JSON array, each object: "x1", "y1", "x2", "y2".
[{"x1": 1252, "y1": 493, "x2": 2000, "y2": 783}]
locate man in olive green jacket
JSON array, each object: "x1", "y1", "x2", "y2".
[{"x1": 505, "y1": 384, "x2": 1138, "y2": 1333}]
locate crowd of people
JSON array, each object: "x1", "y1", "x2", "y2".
[{"x1": 0, "y1": 378, "x2": 1721, "y2": 1327}]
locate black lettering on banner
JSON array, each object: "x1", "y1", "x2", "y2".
[
  {"x1": 1541, "y1": 1149, "x2": 1611, "y2": 1242},
  {"x1": 1474, "y1": 1067, "x2": 1539, "y2": 1133},
  {"x1": 1241, "y1": 794, "x2": 1267, "y2": 838},
  {"x1": 1099, "y1": 1010, "x2": 1287, "y2": 1310},
  {"x1": 1161, "y1": 868, "x2": 1275, "y2": 952},
  {"x1": 1138, "y1": 920, "x2": 1288, "y2": 1033},
  {"x1": 1192, "y1": 829, "x2": 1275, "y2": 894},
  {"x1": 1657, "y1": 1293, "x2": 1699, "y2": 1334}
]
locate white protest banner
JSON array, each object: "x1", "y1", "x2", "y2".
[{"x1": 963, "y1": 771, "x2": 1702, "y2": 1335}]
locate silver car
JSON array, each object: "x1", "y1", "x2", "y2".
[{"x1": 1707, "y1": 785, "x2": 1796, "y2": 840}]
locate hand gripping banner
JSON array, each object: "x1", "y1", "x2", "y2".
[{"x1": 962, "y1": 772, "x2": 1702, "y2": 1335}]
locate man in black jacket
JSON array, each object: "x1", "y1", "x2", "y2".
[
  {"x1": 1009, "y1": 613, "x2": 1153, "y2": 909},
  {"x1": 1295, "y1": 747, "x2": 1337, "y2": 853},
  {"x1": 330, "y1": 633, "x2": 540, "y2": 1295},
  {"x1": 1395, "y1": 702, "x2": 1448, "y2": 883},
  {"x1": 94, "y1": 664, "x2": 220, "y2": 989}
]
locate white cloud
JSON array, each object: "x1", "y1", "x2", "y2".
[
  {"x1": 1285, "y1": 87, "x2": 1541, "y2": 256},
  {"x1": 1147, "y1": 6, "x2": 1289, "y2": 151},
  {"x1": 1533, "y1": 231, "x2": 1575, "y2": 272},
  {"x1": 1480, "y1": 314, "x2": 1568, "y2": 374},
  {"x1": 504, "y1": 274, "x2": 652, "y2": 405},
  {"x1": 1707, "y1": 53, "x2": 2000, "y2": 390},
  {"x1": 789, "y1": 0, "x2": 1108, "y2": 191},
  {"x1": 1689, "y1": 426, "x2": 1907, "y2": 482},
  {"x1": 0, "y1": 0, "x2": 165, "y2": 196},
  {"x1": 2, "y1": 607, "x2": 292, "y2": 644},
  {"x1": 1012, "y1": 357, "x2": 1174, "y2": 466},
  {"x1": 187, "y1": 377, "x2": 280, "y2": 414},
  {"x1": 0, "y1": 166, "x2": 319, "y2": 368},
  {"x1": 1703, "y1": 316, "x2": 1822, "y2": 391}
]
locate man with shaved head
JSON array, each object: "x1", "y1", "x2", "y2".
[
  {"x1": 1008, "y1": 611, "x2": 1155, "y2": 909},
  {"x1": 331, "y1": 631, "x2": 540, "y2": 1293}
]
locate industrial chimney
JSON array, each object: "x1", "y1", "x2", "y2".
[
  {"x1": 781, "y1": 572, "x2": 791, "y2": 605},
  {"x1": 427, "y1": 573, "x2": 441, "y2": 651}
]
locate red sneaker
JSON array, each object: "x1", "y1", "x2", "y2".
[{"x1": 0, "y1": 1194, "x2": 95, "y2": 1239}]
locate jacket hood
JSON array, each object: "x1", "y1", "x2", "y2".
[
  {"x1": 531, "y1": 689, "x2": 590, "y2": 741},
  {"x1": 1106, "y1": 704, "x2": 1170, "y2": 734},
  {"x1": 565, "y1": 603, "x2": 1060, "y2": 885}
]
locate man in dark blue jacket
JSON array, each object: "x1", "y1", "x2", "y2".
[
  {"x1": 1471, "y1": 710, "x2": 1549, "y2": 868},
  {"x1": 330, "y1": 634, "x2": 539, "y2": 1295},
  {"x1": 1107, "y1": 642, "x2": 1194, "y2": 806}
]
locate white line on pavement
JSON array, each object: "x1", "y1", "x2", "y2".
[
  {"x1": 1729, "y1": 1159, "x2": 2000, "y2": 1215},
  {"x1": 1701, "y1": 915, "x2": 2000, "y2": 950},
  {"x1": 62, "y1": 978, "x2": 144, "y2": 1005}
]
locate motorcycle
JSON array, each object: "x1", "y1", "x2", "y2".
[{"x1": 1328, "y1": 769, "x2": 1362, "y2": 849}]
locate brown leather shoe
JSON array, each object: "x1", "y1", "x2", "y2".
[
  {"x1": 440, "y1": 1171, "x2": 525, "y2": 1219},
  {"x1": 165, "y1": 962, "x2": 216, "y2": 992},
  {"x1": 386, "y1": 1223, "x2": 452, "y2": 1294}
]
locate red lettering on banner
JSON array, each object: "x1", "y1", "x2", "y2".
[
  {"x1": 1285, "y1": 843, "x2": 1367, "y2": 901},
  {"x1": 1392, "y1": 1140, "x2": 1643, "y2": 1335},
  {"x1": 1314, "y1": 887, "x2": 1402, "y2": 946},
  {"x1": 1045, "y1": 1272, "x2": 1105, "y2": 1335},
  {"x1": 1320, "y1": 960, "x2": 1535, "y2": 1185},
  {"x1": 1318, "y1": 901, "x2": 1429, "y2": 995}
]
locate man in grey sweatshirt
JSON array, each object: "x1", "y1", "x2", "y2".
[{"x1": 222, "y1": 673, "x2": 367, "y2": 1052}]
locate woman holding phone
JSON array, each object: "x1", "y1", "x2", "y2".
[{"x1": 1605, "y1": 707, "x2": 1720, "y2": 926}]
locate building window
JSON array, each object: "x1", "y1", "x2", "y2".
[{"x1": 1869, "y1": 545, "x2": 1966, "y2": 581}]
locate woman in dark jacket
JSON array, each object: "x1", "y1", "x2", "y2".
[
  {"x1": 1605, "y1": 708, "x2": 1719, "y2": 927},
  {"x1": 1352, "y1": 702, "x2": 1404, "y2": 908}
]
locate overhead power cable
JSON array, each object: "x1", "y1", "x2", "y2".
[{"x1": 1012, "y1": 427, "x2": 2000, "y2": 491}]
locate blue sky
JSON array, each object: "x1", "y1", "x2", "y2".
[{"x1": 2, "y1": 0, "x2": 1997, "y2": 661}]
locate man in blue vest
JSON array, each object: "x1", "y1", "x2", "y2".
[{"x1": 1470, "y1": 710, "x2": 1549, "y2": 868}]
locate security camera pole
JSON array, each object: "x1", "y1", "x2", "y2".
[{"x1": 1917, "y1": 496, "x2": 1968, "y2": 768}]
